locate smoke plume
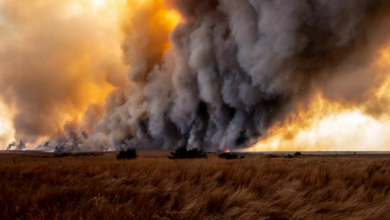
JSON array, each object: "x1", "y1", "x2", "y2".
[
  {"x1": 2, "y1": 0, "x2": 390, "y2": 151},
  {"x1": 0, "y1": 0, "x2": 126, "y2": 148}
]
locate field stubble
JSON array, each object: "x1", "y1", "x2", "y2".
[{"x1": 1, "y1": 152, "x2": 390, "y2": 220}]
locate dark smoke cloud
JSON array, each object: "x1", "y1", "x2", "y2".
[{"x1": 4, "y1": 0, "x2": 390, "y2": 151}]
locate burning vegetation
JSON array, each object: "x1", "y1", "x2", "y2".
[
  {"x1": 2, "y1": 0, "x2": 390, "y2": 152},
  {"x1": 2, "y1": 1, "x2": 390, "y2": 219}
]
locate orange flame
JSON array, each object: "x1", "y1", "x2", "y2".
[{"x1": 247, "y1": 46, "x2": 390, "y2": 152}]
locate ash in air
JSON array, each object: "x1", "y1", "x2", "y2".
[{"x1": 5, "y1": 0, "x2": 390, "y2": 152}]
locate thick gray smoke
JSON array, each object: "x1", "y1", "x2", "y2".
[{"x1": 9, "y1": 0, "x2": 390, "y2": 151}]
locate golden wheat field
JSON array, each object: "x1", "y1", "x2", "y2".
[{"x1": 1, "y1": 151, "x2": 390, "y2": 220}]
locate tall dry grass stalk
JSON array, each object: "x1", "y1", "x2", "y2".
[{"x1": 1, "y1": 155, "x2": 390, "y2": 219}]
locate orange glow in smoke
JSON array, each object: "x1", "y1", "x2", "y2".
[
  {"x1": 0, "y1": 0, "x2": 182, "y2": 148},
  {"x1": 247, "y1": 46, "x2": 390, "y2": 152},
  {"x1": 32, "y1": 0, "x2": 179, "y2": 146}
]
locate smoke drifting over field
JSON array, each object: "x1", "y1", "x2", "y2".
[{"x1": 2, "y1": 0, "x2": 390, "y2": 151}]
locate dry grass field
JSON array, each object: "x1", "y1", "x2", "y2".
[{"x1": 1, "y1": 151, "x2": 390, "y2": 220}]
